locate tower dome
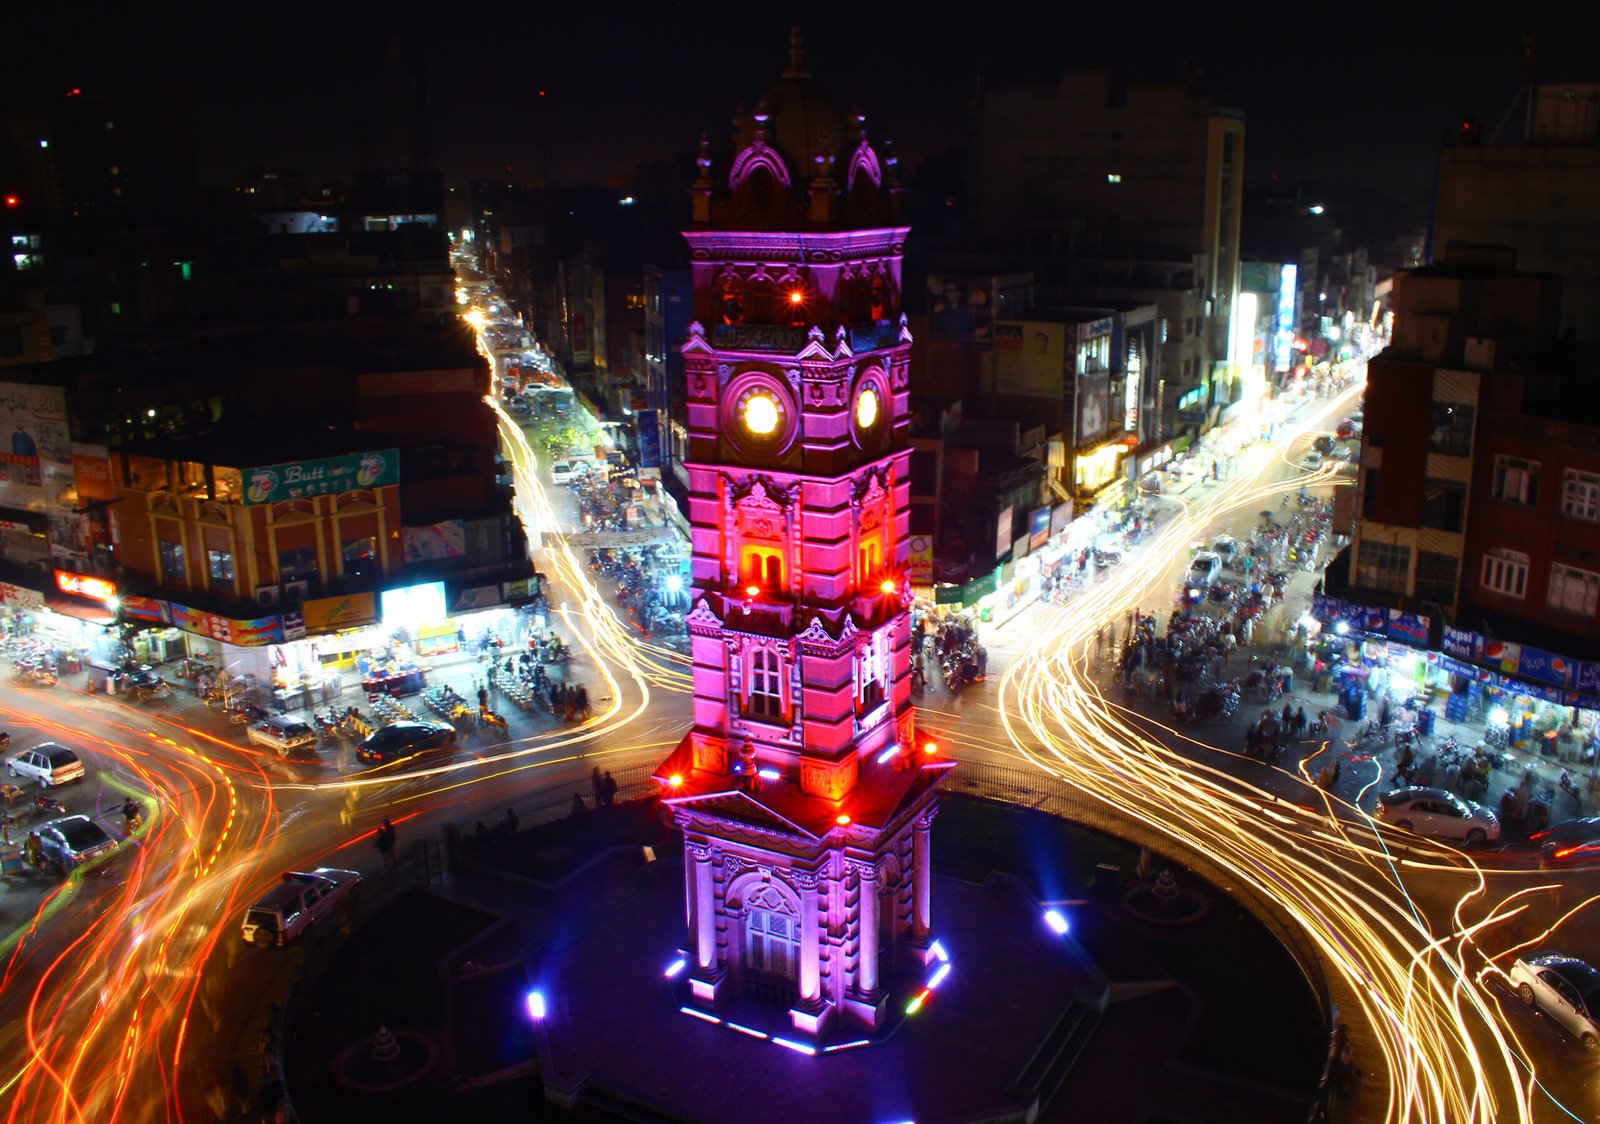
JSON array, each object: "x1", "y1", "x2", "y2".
[{"x1": 758, "y1": 28, "x2": 847, "y2": 185}]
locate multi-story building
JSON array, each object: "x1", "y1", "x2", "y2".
[
  {"x1": 970, "y1": 71, "x2": 1245, "y2": 437},
  {"x1": 1344, "y1": 247, "x2": 1563, "y2": 623},
  {"x1": 1433, "y1": 84, "x2": 1600, "y2": 338}
]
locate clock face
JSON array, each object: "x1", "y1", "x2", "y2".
[
  {"x1": 741, "y1": 391, "x2": 781, "y2": 437},
  {"x1": 855, "y1": 387, "x2": 880, "y2": 430}
]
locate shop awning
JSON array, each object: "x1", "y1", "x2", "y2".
[
  {"x1": 45, "y1": 594, "x2": 116, "y2": 625},
  {"x1": 0, "y1": 507, "x2": 48, "y2": 535}
]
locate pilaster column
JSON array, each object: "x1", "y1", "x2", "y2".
[
  {"x1": 912, "y1": 815, "x2": 933, "y2": 939},
  {"x1": 692, "y1": 845, "x2": 717, "y2": 970},
  {"x1": 684, "y1": 847, "x2": 697, "y2": 945},
  {"x1": 795, "y1": 870, "x2": 820, "y2": 1003},
  {"x1": 856, "y1": 861, "x2": 880, "y2": 996}
]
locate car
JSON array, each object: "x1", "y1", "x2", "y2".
[
  {"x1": 356, "y1": 721, "x2": 457, "y2": 765},
  {"x1": 241, "y1": 868, "x2": 363, "y2": 948},
  {"x1": 33, "y1": 814, "x2": 118, "y2": 875},
  {"x1": 1507, "y1": 953, "x2": 1600, "y2": 1053},
  {"x1": 1375, "y1": 786, "x2": 1501, "y2": 845},
  {"x1": 550, "y1": 461, "x2": 583, "y2": 485},
  {"x1": 7, "y1": 743, "x2": 85, "y2": 788},
  {"x1": 1332, "y1": 443, "x2": 1357, "y2": 462},
  {"x1": 1212, "y1": 535, "x2": 1238, "y2": 560},
  {"x1": 1513, "y1": 817, "x2": 1600, "y2": 863},
  {"x1": 1312, "y1": 434, "x2": 1336, "y2": 455},
  {"x1": 1336, "y1": 414, "x2": 1363, "y2": 440},
  {"x1": 1187, "y1": 551, "x2": 1222, "y2": 588},
  {"x1": 245, "y1": 716, "x2": 317, "y2": 758},
  {"x1": 1301, "y1": 450, "x2": 1325, "y2": 470}
]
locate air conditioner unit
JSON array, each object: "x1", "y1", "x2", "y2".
[
  {"x1": 255, "y1": 585, "x2": 281, "y2": 608},
  {"x1": 283, "y1": 580, "x2": 310, "y2": 606}
]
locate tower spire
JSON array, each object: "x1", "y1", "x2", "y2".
[{"x1": 783, "y1": 25, "x2": 809, "y2": 79}]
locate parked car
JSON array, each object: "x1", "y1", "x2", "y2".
[
  {"x1": 550, "y1": 461, "x2": 583, "y2": 485},
  {"x1": 241, "y1": 868, "x2": 363, "y2": 948},
  {"x1": 1508, "y1": 953, "x2": 1600, "y2": 1053},
  {"x1": 1211, "y1": 535, "x2": 1238, "y2": 561},
  {"x1": 1301, "y1": 450, "x2": 1325, "y2": 470},
  {"x1": 7, "y1": 743, "x2": 85, "y2": 788},
  {"x1": 1375, "y1": 786, "x2": 1501, "y2": 845},
  {"x1": 245, "y1": 716, "x2": 317, "y2": 758},
  {"x1": 1187, "y1": 551, "x2": 1222, "y2": 589},
  {"x1": 1312, "y1": 434, "x2": 1336, "y2": 455},
  {"x1": 34, "y1": 814, "x2": 118, "y2": 875},
  {"x1": 356, "y1": 721, "x2": 457, "y2": 766}
]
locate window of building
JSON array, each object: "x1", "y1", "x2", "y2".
[
  {"x1": 1492, "y1": 455, "x2": 1540, "y2": 505},
  {"x1": 48, "y1": 326, "x2": 66, "y2": 347},
  {"x1": 746, "y1": 648, "x2": 784, "y2": 722},
  {"x1": 857, "y1": 633, "x2": 886, "y2": 716},
  {"x1": 1361, "y1": 469, "x2": 1381, "y2": 519},
  {"x1": 1420, "y1": 479, "x2": 1466, "y2": 533},
  {"x1": 1415, "y1": 551, "x2": 1460, "y2": 605},
  {"x1": 740, "y1": 546, "x2": 784, "y2": 592},
  {"x1": 159, "y1": 540, "x2": 186, "y2": 583},
  {"x1": 1561, "y1": 470, "x2": 1600, "y2": 522},
  {"x1": 1548, "y1": 562, "x2": 1600, "y2": 618},
  {"x1": 207, "y1": 549, "x2": 234, "y2": 583},
  {"x1": 342, "y1": 536, "x2": 377, "y2": 578},
  {"x1": 1481, "y1": 547, "x2": 1529, "y2": 599},
  {"x1": 1427, "y1": 402, "x2": 1475, "y2": 457},
  {"x1": 745, "y1": 904, "x2": 798, "y2": 979},
  {"x1": 1357, "y1": 540, "x2": 1411, "y2": 595},
  {"x1": 857, "y1": 540, "x2": 880, "y2": 589},
  {"x1": 277, "y1": 545, "x2": 318, "y2": 583}
]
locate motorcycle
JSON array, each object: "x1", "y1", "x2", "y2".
[{"x1": 34, "y1": 792, "x2": 66, "y2": 816}]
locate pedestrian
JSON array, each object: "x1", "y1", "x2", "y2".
[
  {"x1": 600, "y1": 770, "x2": 618, "y2": 807},
  {"x1": 25, "y1": 831, "x2": 42, "y2": 870},
  {"x1": 591, "y1": 766, "x2": 602, "y2": 806},
  {"x1": 1294, "y1": 706, "x2": 1307, "y2": 738},
  {"x1": 570, "y1": 794, "x2": 587, "y2": 817},
  {"x1": 376, "y1": 819, "x2": 397, "y2": 872},
  {"x1": 1095, "y1": 626, "x2": 1104, "y2": 663},
  {"x1": 1281, "y1": 702, "x2": 1294, "y2": 730},
  {"x1": 477, "y1": 684, "x2": 489, "y2": 710}
]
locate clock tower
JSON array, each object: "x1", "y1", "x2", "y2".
[{"x1": 654, "y1": 31, "x2": 952, "y2": 1036}]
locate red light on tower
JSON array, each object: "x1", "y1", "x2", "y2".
[
  {"x1": 787, "y1": 290, "x2": 805, "y2": 306},
  {"x1": 3, "y1": 195, "x2": 18, "y2": 209}
]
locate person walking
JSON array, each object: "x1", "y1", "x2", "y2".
[
  {"x1": 591, "y1": 766, "x2": 603, "y2": 806},
  {"x1": 376, "y1": 819, "x2": 397, "y2": 873},
  {"x1": 600, "y1": 770, "x2": 618, "y2": 807}
]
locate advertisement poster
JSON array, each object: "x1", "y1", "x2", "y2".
[
  {"x1": 994, "y1": 505, "x2": 1014, "y2": 562},
  {"x1": 242, "y1": 449, "x2": 399, "y2": 506},
  {"x1": 118, "y1": 595, "x2": 170, "y2": 623},
  {"x1": 402, "y1": 520, "x2": 467, "y2": 562},
  {"x1": 1077, "y1": 372, "x2": 1111, "y2": 445},
  {"x1": 994, "y1": 321, "x2": 1066, "y2": 398},
  {"x1": 71, "y1": 443, "x2": 115, "y2": 502},
  {"x1": 1029, "y1": 507, "x2": 1052, "y2": 550},
  {"x1": 300, "y1": 592, "x2": 377, "y2": 633},
  {"x1": 928, "y1": 275, "x2": 995, "y2": 349},
  {"x1": 907, "y1": 534, "x2": 934, "y2": 585}
]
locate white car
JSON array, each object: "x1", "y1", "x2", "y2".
[
  {"x1": 1187, "y1": 551, "x2": 1222, "y2": 588},
  {"x1": 7, "y1": 743, "x2": 85, "y2": 788},
  {"x1": 1508, "y1": 953, "x2": 1600, "y2": 1053},
  {"x1": 1375, "y1": 786, "x2": 1501, "y2": 845},
  {"x1": 245, "y1": 716, "x2": 317, "y2": 758},
  {"x1": 242, "y1": 868, "x2": 363, "y2": 948},
  {"x1": 550, "y1": 461, "x2": 584, "y2": 485}
]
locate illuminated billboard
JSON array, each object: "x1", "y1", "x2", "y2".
[{"x1": 1274, "y1": 264, "x2": 1297, "y2": 373}]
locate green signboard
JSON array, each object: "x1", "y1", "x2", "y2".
[
  {"x1": 960, "y1": 569, "x2": 999, "y2": 608},
  {"x1": 243, "y1": 449, "x2": 400, "y2": 505}
]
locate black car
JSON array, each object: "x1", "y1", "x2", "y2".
[
  {"x1": 356, "y1": 721, "x2": 457, "y2": 765},
  {"x1": 35, "y1": 814, "x2": 118, "y2": 875}
]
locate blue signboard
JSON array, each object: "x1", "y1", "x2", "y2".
[
  {"x1": 636, "y1": 409, "x2": 661, "y2": 469},
  {"x1": 1385, "y1": 610, "x2": 1430, "y2": 646}
]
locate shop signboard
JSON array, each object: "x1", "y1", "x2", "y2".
[
  {"x1": 0, "y1": 581, "x2": 46, "y2": 611},
  {"x1": 118, "y1": 595, "x2": 169, "y2": 623},
  {"x1": 167, "y1": 603, "x2": 229, "y2": 642},
  {"x1": 54, "y1": 570, "x2": 116, "y2": 603},
  {"x1": 1028, "y1": 507, "x2": 1052, "y2": 550},
  {"x1": 934, "y1": 584, "x2": 963, "y2": 606},
  {"x1": 502, "y1": 578, "x2": 539, "y2": 603},
  {"x1": 282, "y1": 610, "x2": 306, "y2": 641},
  {"x1": 907, "y1": 534, "x2": 933, "y2": 585},
  {"x1": 229, "y1": 615, "x2": 284, "y2": 646},
  {"x1": 637, "y1": 409, "x2": 661, "y2": 468},
  {"x1": 1384, "y1": 610, "x2": 1431, "y2": 647},
  {"x1": 1442, "y1": 626, "x2": 1477, "y2": 660},
  {"x1": 1579, "y1": 662, "x2": 1600, "y2": 696},
  {"x1": 994, "y1": 505, "x2": 1013, "y2": 563},
  {"x1": 961, "y1": 569, "x2": 998, "y2": 608},
  {"x1": 242, "y1": 449, "x2": 399, "y2": 506},
  {"x1": 1480, "y1": 638, "x2": 1521, "y2": 675},
  {"x1": 71, "y1": 444, "x2": 115, "y2": 502},
  {"x1": 300, "y1": 592, "x2": 377, "y2": 633},
  {"x1": 1515, "y1": 646, "x2": 1575, "y2": 689}
]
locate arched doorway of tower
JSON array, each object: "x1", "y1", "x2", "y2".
[{"x1": 736, "y1": 879, "x2": 800, "y2": 1005}]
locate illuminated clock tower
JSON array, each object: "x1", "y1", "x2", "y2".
[{"x1": 654, "y1": 31, "x2": 952, "y2": 1036}]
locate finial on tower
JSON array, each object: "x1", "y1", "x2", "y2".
[{"x1": 784, "y1": 25, "x2": 809, "y2": 78}]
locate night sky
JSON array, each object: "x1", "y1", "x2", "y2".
[{"x1": 9, "y1": 5, "x2": 1586, "y2": 197}]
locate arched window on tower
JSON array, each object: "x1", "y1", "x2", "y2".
[
  {"x1": 746, "y1": 647, "x2": 785, "y2": 722},
  {"x1": 741, "y1": 545, "x2": 785, "y2": 592},
  {"x1": 856, "y1": 631, "x2": 887, "y2": 718},
  {"x1": 857, "y1": 540, "x2": 880, "y2": 590}
]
